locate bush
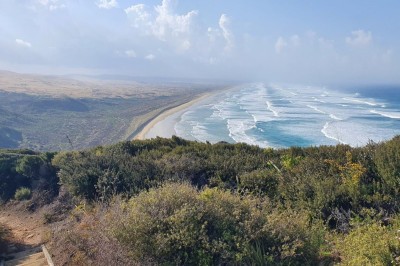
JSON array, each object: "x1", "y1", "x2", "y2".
[
  {"x1": 238, "y1": 169, "x2": 279, "y2": 198},
  {"x1": 110, "y1": 183, "x2": 325, "y2": 265},
  {"x1": 0, "y1": 150, "x2": 57, "y2": 203},
  {"x1": 334, "y1": 221, "x2": 400, "y2": 265},
  {"x1": 52, "y1": 138, "x2": 271, "y2": 201},
  {"x1": 16, "y1": 156, "x2": 44, "y2": 178},
  {"x1": 14, "y1": 187, "x2": 31, "y2": 201},
  {"x1": 374, "y1": 136, "x2": 400, "y2": 195},
  {"x1": 44, "y1": 136, "x2": 400, "y2": 264},
  {"x1": 0, "y1": 154, "x2": 30, "y2": 201},
  {"x1": 49, "y1": 204, "x2": 134, "y2": 266}
]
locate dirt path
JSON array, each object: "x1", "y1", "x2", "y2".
[{"x1": 0, "y1": 207, "x2": 45, "y2": 247}]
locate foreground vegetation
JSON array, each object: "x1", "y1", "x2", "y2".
[{"x1": 1, "y1": 136, "x2": 400, "y2": 265}]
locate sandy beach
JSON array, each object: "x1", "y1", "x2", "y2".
[{"x1": 134, "y1": 93, "x2": 214, "y2": 140}]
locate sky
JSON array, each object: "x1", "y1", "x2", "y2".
[{"x1": 0, "y1": 0, "x2": 399, "y2": 84}]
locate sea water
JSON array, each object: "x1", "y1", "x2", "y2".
[{"x1": 174, "y1": 83, "x2": 400, "y2": 148}]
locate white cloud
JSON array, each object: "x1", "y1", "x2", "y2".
[
  {"x1": 125, "y1": 0, "x2": 198, "y2": 51},
  {"x1": 125, "y1": 4, "x2": 151, "y2": 28},
  {"x1": 15, "y1": 39, "x2": 32, "y2": 48},
  {"x1": 145, "y1": 54, "x2": 155, "y2": 60},
  {"x1": 207, "y1": 27, "x2": 218, "y2": 42},
  {"x1": 346, "y1": 30, "x2": 372, "y2": 46},
  {"x1": 206, "y1": 14, "x2": 235, "y2": 55},
  {"x1": 219, "y1": 14, "x2": 234, "y2": 51},
  {"x1": 124, "y1": 0, "x2": 235, "y2": 63},
  {"x1": 124, "y1": 0, "x2": 235, "y2": 59},
  {"x1": 275, "y1": 37, "x2": 287, "y2": 54},
  {"x1": 125, "y1": 50, "x2": 136, "y2": 58},
  {"x1": 152, "y1": 0, "x2": 198, "y2": 46},
  {"x1": 96, "y1": 0, "x2": 117, "y2": 9}
]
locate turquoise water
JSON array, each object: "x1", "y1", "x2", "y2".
[{"x1": 174, "y1": 83, "x2": 400, "y2": 148}]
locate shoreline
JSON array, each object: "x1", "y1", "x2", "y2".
[{"x1": 133, "y1": 93, "x2": 214, "y2": 140}]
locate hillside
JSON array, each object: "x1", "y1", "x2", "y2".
[
  {"x1": 1, "y1": 136, "x2": 400, "y2": 264},
  {"x1": 0, "y1": 71, "x2": 223, "y2": 151}
]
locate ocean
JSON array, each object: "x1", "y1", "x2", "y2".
[{"x1": 172, "y1": 83, "x2": 400, "y2": 148}]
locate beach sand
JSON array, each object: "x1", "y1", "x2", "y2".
[{"x1": 134, "y1": 93, "x2": 213, "y2": 140}]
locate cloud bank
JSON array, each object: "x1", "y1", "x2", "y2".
[{"x1": 0, "y1": 0, "x2": 398, "y2": 84}]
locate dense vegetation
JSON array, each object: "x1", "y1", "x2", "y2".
[
  {"x1": 1, "y1": 135, "x2": 400, "y2": 265},
  {"x1": 0, "y1": 149, "x2": 57, "y2": 204}
]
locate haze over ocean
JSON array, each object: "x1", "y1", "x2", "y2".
[{"x1": 174, "y1": 84, "x2": 400, "y2": 148}]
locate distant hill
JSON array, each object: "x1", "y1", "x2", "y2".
[
  {"x1": 28, "y1": 98, "x2": 90, "y2": 113},
  {"x1": 0, "y1": 70, "x2": 224, "y2": 151}
]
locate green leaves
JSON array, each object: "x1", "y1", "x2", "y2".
[
  {"x1": 374, "y1": 136, "x2": 400, "y2": 193},
  {"x1": 32, "y1": 135, "x2": 400, "y2": 265},
  {"x1": 111, "y1": 183, "x2": 322, "y2": 265}
]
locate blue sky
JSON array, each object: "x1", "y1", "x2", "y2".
[{"x1": 0, "y1": 0, "x2": 399, "y2": 84}]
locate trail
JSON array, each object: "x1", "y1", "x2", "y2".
[
  {"x1": 0, "y1": 208, "x2": 45, "y2": 246},
  {"x1": 0, "y1": 206, "x2": 52, "y2": 265}
]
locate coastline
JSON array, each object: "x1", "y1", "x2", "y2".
[{"x1": 133, "y1": 93, "x2": 214, "y2": 140}]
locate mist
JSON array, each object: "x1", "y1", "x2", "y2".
[{"x1": 0, "y1": 0, "x2": 399, "y2": 85}]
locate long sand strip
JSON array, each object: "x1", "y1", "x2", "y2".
[{"x1": 134, "y1": 93, "x2": 212, "y2": 140}]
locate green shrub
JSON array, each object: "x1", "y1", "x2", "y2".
[
  {"x1": 335, "y1": 222, "x2": 400, "y2": 265},
  {"x1": 0, "y1": 150, "x2": 57, "y2": 202},
  {"x1": 14, "y1": 187, "x2": 31, "y2": 201},
  {"x1": 0, "y1": 154, "x2": 30, "y2": 201},
  {"x1": 16, "y1": 155, "x2": 44, "y2": 178},
  {"x1": 110, "y1": 183, "x2": 325, "y2": 265},
  {"x1": 238, "y1": 169, "x2": 279, "y2": 198},
  {"x1": 52, "y1": 138, "x2": 271, "y2": 201},
  {"x1": 112, "y1": 183, "x2": 208, "y2": 265},
  {"x1": 374, "y1": 136, "x2": 400, "y2": 195},
  {"x1": 45, "y1": 136, "x2": 400, "y2": 264}
]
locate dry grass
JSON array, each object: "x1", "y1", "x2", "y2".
[
  {"x1": 48, "y1": 200, "x2": 135, "y2": 266},
  {"x1": 0, "y1": 70, "x2": 208, "y2": 99},
  {"x1": 0, "y1": 223, "x2": 11, "y2": 254}
]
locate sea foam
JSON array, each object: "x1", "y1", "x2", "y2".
[
  {"x1": 370, "y1": 110, "x2": 400, "y2": 119},
  {"x1": 171, "y1": 83, "x2": 399, "y2": 148}
]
